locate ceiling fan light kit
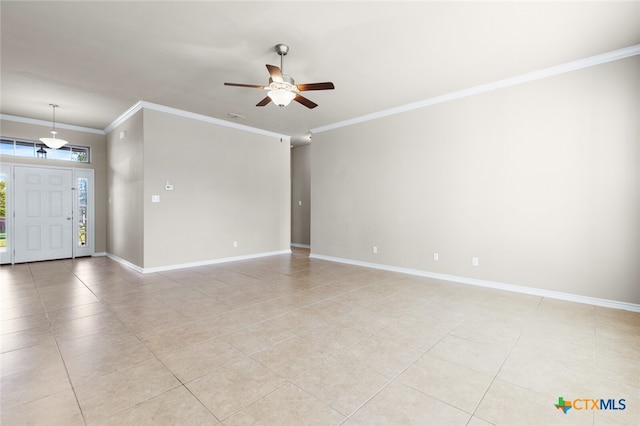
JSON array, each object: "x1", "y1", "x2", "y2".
[
  {"x1": 268, "y1": 89, "x2": 296, "y2": 107},
  {"x1": 40, "y1": 103, "x2": 68, "y2": 149},
  {"x1": 224, "y1": 43, "x2": 334, "y2": 109}
]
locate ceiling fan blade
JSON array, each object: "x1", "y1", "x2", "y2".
[
  {"x1": 296, "y1": 82, "x2": 335, "y2": 91},
  {"x1": 266, "y1": 64, "x2": 284, "y2": 82},
  {"x1": 294, "y1": 94, "x2": 318, "y2": 109},
  {"x1": 224, "y1": 82, "x2": 265, "y2": 89},
  {"x1": 256, "y1": 96, "x2": 272, "y2": 107}
]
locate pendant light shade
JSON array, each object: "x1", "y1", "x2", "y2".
[{"x1": 40, "y1": 104, "x2": 68, "y2": 149}]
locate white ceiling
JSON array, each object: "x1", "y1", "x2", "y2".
[{"x1": 1, "y1": 1, "x2": 638, "y2": 141}]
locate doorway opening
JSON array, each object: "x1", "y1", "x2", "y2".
[{"x1": 0, "y1": 164, "x2": 94, "y2": 264}]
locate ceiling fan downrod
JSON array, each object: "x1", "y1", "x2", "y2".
[{"x1": 275, "y1": 43, "x2": 289, "y2": 74}]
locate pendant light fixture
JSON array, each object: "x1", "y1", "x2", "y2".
[{"x1": 40, "y1": 104, "x2": 68, "y2": 149}]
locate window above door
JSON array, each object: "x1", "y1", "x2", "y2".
[{"x1": 1, "y1": 137, "x2": 90, "y2": 163}]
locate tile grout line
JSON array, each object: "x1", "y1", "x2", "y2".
[
  {"x1": 29, "y1": 261, "x2": 90, "y2": 426},
  {"x1": 71, "y1": 261, "x2": 341, "y2": 424},
  {"x1": 7, "y1": 254, "x2": 636, "y2": 425},
  {"x1": 591, "y1": 304, "x2": 597, "y2": 426},
  {"x1": 467, "y1": 295, "x2": 544, "y2": 424},
  {"x1": 65, "y1": 262, "x2": 191, "y2": 425},
  {"x1": 336, "y1": 329, "x2": 452, "y2": 424},
  {"x1": 101, "y1": 271, "x2": 228, "y2": 424}
]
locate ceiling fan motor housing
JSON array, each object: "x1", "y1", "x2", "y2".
[
  {"x1": 269, "y1": 75, "x2": 297, "y2": 91},
  {"x1": 275, "y1": 43, "x2": 289, "y2": 56}
]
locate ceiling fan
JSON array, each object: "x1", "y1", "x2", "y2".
[{"x1": 224, "y1": 43, "x2": 334, "y2": 109}]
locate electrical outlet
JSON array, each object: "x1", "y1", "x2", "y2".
[
  {"x1": 372, "y1": 246, "x2": 378, "y2": 254},
  {"x1": 233, "y1": 241, "x2": 238, "y2": 248},
  {"x1": 472, "y1": 257, "x2": 479, "y2": 266},
  {"x1": 433, "y1": 253, "x2": 439, "y2": 261}
]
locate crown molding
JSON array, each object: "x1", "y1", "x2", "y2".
[
  {"x1": 3, "y1": 101, "x2": 291, "y2": 142},
  {"x1": 104, "y1": 100, "x2": 289, "y2": 140},
  {"x1": 102, "y1": 101, "x2": 144, "y2": 134},
  {"x1": 4, "y1": 45, "x2": 638, "y2": 140},
  {"x1": 0, "y1": 113, "x2": 105, "y2": 135},
  {"x1": 311, "y1": 44, "x2": 640, "y2": 134}
]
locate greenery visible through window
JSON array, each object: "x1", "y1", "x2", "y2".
[
  {"x1": 0, "y1": 138, "x2": 90, "y2": 163},
  {"x1": 0, "y1": 174, "x2": 5, "y2": 251}
]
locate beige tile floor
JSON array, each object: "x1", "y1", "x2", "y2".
[{"x1": 1, "y1": 248, "x2": 639, "y2": 425}]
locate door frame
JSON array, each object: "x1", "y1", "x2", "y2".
[{"x1": 1, "y1": 163, "x2": 95, "y2": 264}]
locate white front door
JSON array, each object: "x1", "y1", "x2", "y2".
[{"x1": 14, "y1": 166, "x2": 74, "y2": 263}]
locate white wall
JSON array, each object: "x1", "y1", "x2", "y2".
[{"x1": 312, "y1": 56, "x2": 640, "y2": 305}]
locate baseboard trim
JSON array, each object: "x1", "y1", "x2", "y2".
[
  {"x1": 291, "y1": 243, "x2": 311, "y2": 249},
  {"x1": 105, "y1": 253, "x2": 144, "y2": 273},
  {"x1": 309, "y1": 253, "x2": 640, "y2": 313},
  {"x1": 106, "y1": 249, "x2": 292, "y2": 274}
]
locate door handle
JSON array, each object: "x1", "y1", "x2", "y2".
[{"x1": 66, "y1": 217, "x2": 72, "y2": 221}]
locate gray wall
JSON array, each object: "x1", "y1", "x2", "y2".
[
  {"x1": 104, "y1": 108, "x2": 290, "y2": 270},
  {"x1": 291, "y1": 144, "x2": 311, "y2": 246},
  {"x1": 311, "y1": 56, "x2": 640, "y2": 304},
  {"x1": 106, "y1": 110, "x2": 145, "y2": 266},
  {"x1": 0, "y1": 119, "x2": 108, "y2": 254},
  {"x1": 140, "y1": 109, "x2": 290, "y2": 269}
]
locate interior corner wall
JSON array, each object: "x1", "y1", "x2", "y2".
[
  {"x1": 141, "y1": 109, "x2": 290, "y2": 269},
  {"x1": 311, "y1": 56, "x2": 640, "y2": 305},
  {"x1": 0, "y1": 119, "x2": 109, "y2": 254},
  {"x1": 106, "y1": 110, "x2": 144, "y2": 267},
  {"x1": 291, "y1": 145, "x2": 311, "y2": 246}
]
